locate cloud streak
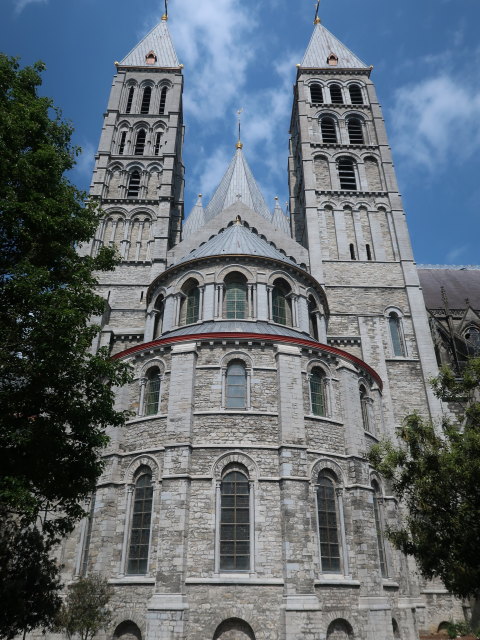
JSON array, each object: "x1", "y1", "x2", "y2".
[{"x1": 13, "y1": 0, "x2": 47, "y2": 14}]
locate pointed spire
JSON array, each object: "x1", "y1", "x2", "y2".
[
  {"x1": 272, "y1": 197, "x2": 291, "y2": 236},
  {"x1": 183, "y1": 194, "x2": 205, "y2": 239},
  {"x1": 204, "y1": 147, "x2": 272, "y2": 222},
  {"x1": 120, "y1": 19, "x2": 180, "y2": 68},
  {"x1": 301, "y1": 23, "x2": 368, "y2": 69}
]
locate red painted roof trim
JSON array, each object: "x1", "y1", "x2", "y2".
[{"x1": 112, "y1": 332, "x2": 383, "y2": 390}]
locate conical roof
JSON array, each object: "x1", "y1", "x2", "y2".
[
  {"x1": 272, "y1": 198, "x2": 291, "y2": 236},
  {"x1": 183, "y1": 195, "x2": 205, "y2": 239},
  {"x1": 176, "y1": 221, "x2": 299, "y2": 268},
  {"x1": 204, "y1": 147, "x2": 272, "y2": 222},
  {"x1": 120, "y1": 20, "x2": 180, "y2": 68},
  {"x1": 301, "y1": 23, "x2": 368, "y2": 69}
]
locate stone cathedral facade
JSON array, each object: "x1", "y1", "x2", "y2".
[{"x1": 59, "y1": 16, "x2": 470, "y2": 640}]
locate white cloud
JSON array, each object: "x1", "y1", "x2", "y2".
[
  {"x1": 13, "y1": 0, "x2": 47, "y2": 14},
  {"x1": 73, "y1": 142, "x2": 95, "y2": 180},
  {"x1": 390, "y1": 74, "x2": 480, "y2": 172},
  {"x1": 447, "y1": 245, "x2": 469, "y2": 263},
  {"x1": 194, "y1": 146, "x2": 230, "y2": 202}
]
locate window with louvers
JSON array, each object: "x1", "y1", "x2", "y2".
[
  {"x1": 310, "y1": 83, "x2": 323, "y2": 103},
  {"x1": 349, "y1": 84, "x2": 364, "y2": 104},
  {"x1": 329, "y1": 83, "x2": 343, "y2": 104},
  {"x1": 321, "y1": 117, "x2": 337, "y2": 144},
  {"x1": 159, "y1": 87, "x2": 168, "y2": 115},
  {"x1": 125, "y1": 86, "x2": 135, "y2": 114},
  {"x1": 134, "y1": 129, "x2": 146, "y2": 155},
  {"x1": 347, "y1": 118, "x2": 364, "y2": 145},
  {"x1": 140, "y1": 86, "x2": 151, "y2": 114},
  {"x1": 127, "y1": 171, "x2": 141, "y2": 197},
  {"x1": 338, "y1": 157, "x2": 357, "y2": 190}
]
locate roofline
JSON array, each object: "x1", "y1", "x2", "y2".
[
  {"x1": 297, "y1": 66, "x2": 372, "y2": 78},
  {"x1": 112, "y1": 331, "x2": 383, "y2": 390},
  {"x1": 115, "y1": 64, "x2": 183, "y2": 72}
]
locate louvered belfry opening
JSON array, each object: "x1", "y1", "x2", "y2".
[
  {"x1": 347, "y1": 118, "x2": 364, "y2": 145},
  {"x1": 349, "y1": 84, "x2": 363, "y2": 104},
  {"x1": 338, "y1": 157, "x2": 357, "y2": 190},
  {"x1": 141, "y1": 86, "x2": 152, "y2": 114},
  {"x1": 321, "y1": 117, "x2": 337, "y2": 144},
  {"x1": 329, "y1": 83, "x2": 343, "y2": 104},
  {"x1": 135, "y1": 129, "x2": 146, "y2": 155},
  {"x1": 310, "y1": 82, "x2": 323, "y2": 103}
]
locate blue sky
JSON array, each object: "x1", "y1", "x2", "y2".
[{"x1": 2, "y1": 0, "x2": 480, "y2": 265}]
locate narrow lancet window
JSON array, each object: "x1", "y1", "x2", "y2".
[
  {"x1": 134, "y1": 129, "x2": 146, "y2": 155},
  {"x1": 310, "y1": 367, "x2": 326, "y2": 416},
  {"x1": 154, "y1": 132, "x2": 162, "y2": 156},
  {"x1": 225, "y1": 361, "x2": 247, "y2": 409},
  {"x1": 127, "y1": 171, "x2": 141, "y2": 197},
  {"x1": 126, "y1": 86, "x2": 135, "y2": 114},
  {"x1": 317, "y1": 474, "x2": 341, "y2": 572},
  {"x1": 389, "y1": 312, "x2": 406, "y2": 357},
  {"x1": 127, "y1": 471, "x2": 153, "y2": 575},
  {"x1": 220, "y1": 470, "x2": 250, "y2": 571},
  {"x1": 272, "y1": 279, "x2": 292, "y2": 326},
  {"x1": 159, "y1": 87, "x2": 168, "y2": 115},
  {"x1": 144, "y1": 367, "x2": 161, "y2": 416},
  {"x1": 118, "y1": 131, "x2": 127, "y2": 155},
  {"x1": 140, "y1": 86, "x2": 152, "y2": 114},
  {"x1": 372, "y1": 481, "x2": 387, "y2": 577}
]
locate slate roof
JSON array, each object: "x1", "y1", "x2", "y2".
[
  {"x1": 418, "y1": 266, "x2": 480, "y2": 310},
  {"x1": 204, "y1": 147, "x2": 272, "y2": 222},
  {"x1": 271, "y1": 199, "x2": 291, "y2": 236},
  {"x1": 176, "y1": 222, "x2": 300, "y2": 268},
  {"x1": 120, "y1": 20, "x2": 180, "y2": 68},
  {"x1": 301, "y1": 23, "x2": 368, "y2": 69},
  {"x1": 163, "y1": 320, "x2": 311, "y2": 341},
  {"x1": 183, "y1": 195, "x2": 205, "y2": 239}
]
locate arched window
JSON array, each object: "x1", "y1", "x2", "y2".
[
  {"x1": 225, "y1": 361, "x2": 247, "y2": 409},
  {"x1": 372, "y1": 480, "x2": 387, "y2": 577},
  {"x1": 272, "y1": 279, "x2": 292, "y2": 326},
  {"x1": 127, "y1": 171, "x2": 141, "y2": 197},
  {"x1": 153, "y1": 296, "x2": 165, "y2": 339},
  {"x1": 118, "y1": 131, "x2": 127, "y2": 155},
  {"x1": 349, "y1": 243, "x2": 356, "y2": 260},
  {"x1": 329, "y1": 83, "x2": 343, "y2": 104},
  {"x1": 213, "y1": 619, "x2": 255, "y2": 640},
  {"x1": 113, "y1": 621, "x2": 142, "y2": 640},
  {"x1": 316, "y1": 474, "x2": 341, "y2": 572},
  {"x1": 389, "y1": 311, "x2": 406, "y2": 357},
  {"x1": 134, "y1": 129, "x2": 146, "y2": 155},
  {"x1": 310, "y1": 83, "x2": 323, "y2": 103},
  {"x1": 338, "y1": 157, "x2": 357, "y2": 190},
  {"x1": 180, "y1": 279, "x2": 200, "y2": 325},
  {"x1": 154, "y1": 131, "x2": 162, "y2": 156},
  {"x1": 349, "y1": 84, "x2": 364, "y2": 105},
  {"x1": 159, "y1": 87, "x2": 168, "y2": 115},
  {"x1": 144, "y1": 367, "x2": 161, "y2": 415},
  {"x1": 127, "y1": 470, "x2": 153, "y2": 575},
  {"x1": 347, "y1": 117, "x2": 364, "y2": 144},
  {"x1": 308, "y1": 296, "x2": 319, "y2": 341},
  {"x1": 320, "y1": 117, "x2": 337, "y2": 144},
  {"x1": 125, "y1": 86, "x2": 135, "y2": 114},
  {"x1": 140, "y1": 86, "x2": 152, "y2": 114},
  {"x1": 392, "y1": 619, "x2": 401, "y2": 639},
  {"x1": 224, "y1": 273, "x2": 247, "y2": 319},
  {"x1": 360, "y1": 385, "x2": 371, "y2": 433},
  {"x1": 310, "y1": 367, "x2": 327, "y2": 416},
  {"x1": 465, "y1": 326, "x2": 480, "y2": 356},
  {"x1": 220, "y1": 469, "x2": 250, "y2": 571},
  {"x1": 326, "y1": 620, "x2": 353, "y2": 640}
]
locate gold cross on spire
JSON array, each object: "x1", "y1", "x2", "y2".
[
  {"x1": 162, "y1": 0, "x2": 168, "y2": 21},
  {"x1": 236, "y1": 108, "x2": 244, "y2": 149},
  {"x1": 314, "y1": 0, "x2": 321, "y2": 24}
]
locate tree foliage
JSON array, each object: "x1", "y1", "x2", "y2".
[
  {"x1": 370, "y1": 358, "x2": 480, "y2": 620},
  {"x1": 0, "y1": 54, "x2": 131, "y2": 637},
  {"x1": 55, "y1": 575, "x2": 113, "y2": 640}
]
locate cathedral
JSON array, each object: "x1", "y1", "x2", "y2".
[{"x1": 60, "y1": 10, "x2": 480, "y2": 640}]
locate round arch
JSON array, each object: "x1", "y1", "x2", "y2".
[{"x1": 213, "y1": 618, "x2": 256, "y2": 640}]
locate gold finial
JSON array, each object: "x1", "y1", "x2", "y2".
[
  {"x1": 314, "y1": 0, "x2": 321, "y2": 24},
  {"x1": 162, "y1": 14, "x2": 168, "y2": 21},
  {"x1": 236, "y1": 108, "x2": 244, "y2": 150},
  {"x1": 236, "y1": 141, "x2": 243, "y2": 149}
]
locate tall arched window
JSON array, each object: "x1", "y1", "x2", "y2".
[
  {"x1": 144, "y1": 367, "x2": 161, "y2": 415},
  {"x1": 140, "y1": 86, "x2": 152, "y2": 114},
  {"x1": 360, "y1": 385, "x2": 371, "y2": 433},
  {"x1": 310, "y1": 83, "x2": 323, "y2": 103},
  {"x1": 125, "y1": 86, "x2": 135, "y2": 114},
  {"x1": 220, "y1": 469, "x2": 250, "y2": 571},
  {"x1": 154, "y1": 131, "x2": 163, "y2": 156},
  {"x1": 349, "y1": 84, "x2": 364, "y2": 105},
  {"x1": 388, "y1": 311, "x2": 406, "y2": 357},
  {"x1": 180, "y1": 279, "x2": 200, "y2": 325},
  {"x1": 118, "y1": 131, "x2": 127, "y2": 155},
  {"x1": 272, "y1": 279, "x2": 292, "y2": 326},
  {"x1": 372, "y1": 480, "x2": 387, "y2": 577},
  {"x1": 329, "y1": 83, "x2": 343, "y2": 104},
  {"x1": 153, "y1": 295, "x2": 165, "y2": 339},
  {"x1": 316, "y1": 474, "x2": 341, "y2": 572},
  {"x1": 127, "y1": 470, "x2": 153, "y2": 575},
  {"x1": 224, "y1": 273, "x2": 247, "y2": 319},
  {"x1": 338, "y1": 157, "x2": 357, "y2": 190},
  {"x1": 465, "y1": 326, "x2": 480, "y2": 356},
  {"x1": 134, "y1": 129, "x2": 146, "y2": 155},
  {"x1": 308, "y1": 296, "x2": 319, "y2": 341},
  {"x1": 127, "y1": 170, "x2": 141, "y2": 197},
  {"x1": 159, "y1": 87, "x2": 168, "y2": 115},
  {"x1": 310, "y1": 367, "x2": 327, "y2": 416},
  {"x1": 225, "y1": 361, "x2": 247, "y2": 409},
  {"x1": 347, "y1": 118, "x2": 364, "y2": 144},
  {"x1": 320, "y1": 117, "x2": 337, "y2": 144}
]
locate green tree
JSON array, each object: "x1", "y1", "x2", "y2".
[
  {"x1": 370, "y1": 358, "x2": 480, "y2": 629},
  {"x1": 56, "y1": 575, "x2": 114, "y2": 640},
  {"x1": 0, "y1": 55, "x2": 130, "y2": 638}
]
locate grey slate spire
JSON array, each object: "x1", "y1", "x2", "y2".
[
  {"x1": 183, "y1": 194, "x2": 206, "y2": 239},
  {"x1": 271, "y1": 197, "x2": 291, "y2": 236},
  {"x1": 204, "y1": 145, "x2": 272, "y2": 223},
  {"x1": 120, "y1": 18, "x2": 180, "y2": 68},
  {"x1": 301, "y1": 23, "x2": 368, "y2": 69}
]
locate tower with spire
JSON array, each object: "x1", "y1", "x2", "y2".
[{"x1": 59, "y1": 12, "x2": 466, "y2": 640}]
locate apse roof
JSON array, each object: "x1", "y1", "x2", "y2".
[
  {"x1": 183, "y1": 194, "x2": 205, "y2": 239},
  {"x1": 176, "y1": 221, "x2": 300, "y2": 268},
  {"x1": 301, "y1": 23, "x2": 368, "y2": 69},
  {"x1": 120, "y1": 20, "x2": 180, "y2": 68},
  {"x1": 204, "y1": 147, "x2": 272, "y2": 222},
  {"x1": 163, "y1": 320, "x2": 311, "y2": 341}
]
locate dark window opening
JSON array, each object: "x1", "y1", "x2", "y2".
[
  {"x1": 225, "y1": 361, "x2": 247, "y2": 409},
  {"x1": 80, "y1": 492, "x2": 96, "y2": 577},
  {"x1": 159, "y1": 87, "x2": 168, "y2": 115},
  {"x1": 220, "y1": 470, "x2": 250, "y2": 571},
  {"x1": 310, "y1": 83, "x2": 323, "y2": 103},
  {"x1": 144, "y1": 367, "x2": 161, "y2": 416},
  {"x1": 140, "y1": 86, "x2": 152, "y2": 114},
  {"x1": 310, "y1": 367, "x2": 326, "y2": 416},
  {"x1": 349, "y1": 84, "x2": 364, "y2": 105},
  {"x1": 321, "y1": 117, "x2": 337, "y2": 144},
  {"x1": 118, "y1": 131, "x2": 127, "y2": 155},
  {"x1": 389, "y1": 312, "x2": 406, "y2": 357},
  {"x1": 372, "y1": 481, "x2": 387, "y2": 577},
  {"x1": 126, "y1": 87, "x2": 135, "y2": 114},
  {"x1": 317, "y1": 475, "x2": 341, "y2": 572},
  {"x1": 127, "y1": 472, "x2": 153, "y2": 575},
  {"x1": 338, "y1": 157, "x2": 357, "y2": 190},
  {"x1": 154, "y1": 132, "x2": 162, "y2": 156},
  {"x1": 134, "y1": 129, "x2": 146, "y2": 155},
  {"x1": 308, "y1": 296, "x2": 319, "y2": 341},
  {"x1": 360, "y1": 385, "x2": 371, "y2": 433},
  {"x1": 127, "y1": 171, "x2": 141, "y2": 197},
  {"x1": 366, "y1": 244, "x2": 372, "y2": 261},
  {"x1": 153, "y1": 296, "x2": 164, "y2": 339},
  {"x1": 347, "y1": 118, "x2": 364, "y2": 144},
  {"x1": 329, "y1": 83, "x2": 343, "y2": 104},
  {"x1": 349, "y1": 243, "x2": 356, "y2": 260}
]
